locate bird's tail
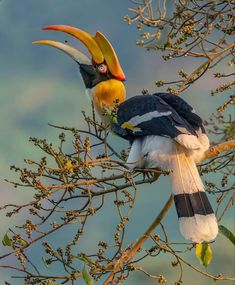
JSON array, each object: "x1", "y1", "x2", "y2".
[{"x1": 171, "y1": 145, "x2": 218, "y2": 243}]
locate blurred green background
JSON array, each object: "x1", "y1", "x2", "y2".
[{"x1": 0, "y1": 0, "x2": 234, "y2": 284}]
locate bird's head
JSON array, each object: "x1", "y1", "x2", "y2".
[{"x1": 33, "y1": 25, "x2": 126, "y2": 118}]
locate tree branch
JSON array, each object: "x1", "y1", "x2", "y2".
[
  {"x1": 103, "y1": 139, "x2": 235, "y2": 283},
  {"x1": 103, "y1": 195, "x2": 174, "y2": 284},
  {"x1": 203, "y1": 139, "x2": 235, "y2": 161}
]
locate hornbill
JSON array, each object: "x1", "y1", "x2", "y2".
[{"x1": 33, "y1": 25, "x2": 218, "y2": 243}]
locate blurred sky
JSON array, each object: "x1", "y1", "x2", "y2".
[{"x1": 0, "y1": 1, "x2": 234, "y2": 284}]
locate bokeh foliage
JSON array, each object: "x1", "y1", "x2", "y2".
[{"x1": 0, "y1": 1, "x2": 234, "y2": 284}]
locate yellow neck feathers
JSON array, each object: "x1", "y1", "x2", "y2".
[{"x1": 91, "y1": 79, "x2": 126, "y2": 117}]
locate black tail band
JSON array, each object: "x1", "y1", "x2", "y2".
[{"x1": 174, "y1": 192, "x2": 214, "y2": 218}]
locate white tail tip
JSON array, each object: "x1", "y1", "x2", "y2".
[{"x1": 179, "y1": 214, "x2": 218, "y2": 243}]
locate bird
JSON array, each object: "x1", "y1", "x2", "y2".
[{"x1": 33, "y1": 25, "x2": 218, "y2": 243}]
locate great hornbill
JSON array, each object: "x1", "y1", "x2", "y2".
[{"x1": 33, "y1": 25, "x2": 218, "y2": 243}]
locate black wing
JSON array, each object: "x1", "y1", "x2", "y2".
[
  {"x1": 155, "y1": 93, "x2": 206, "y2": 132},
  {"x1": 112, "y1": 95, "x2": 198, "y2": 142}
]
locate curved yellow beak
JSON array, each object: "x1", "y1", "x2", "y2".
[
  {"x1": 32, "y1": 40, "x2": 91, "y2": 65},
  {"x1": 33, "y1": 25, "x2": 125, "y2": 81}
]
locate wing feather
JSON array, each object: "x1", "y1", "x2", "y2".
[{"x1": 112, "y1": 95, "x2": 200, "y2": 148}]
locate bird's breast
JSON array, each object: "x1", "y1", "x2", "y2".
[{"x1": 90, "y1": 79, "x2": 126, "y2": 116}]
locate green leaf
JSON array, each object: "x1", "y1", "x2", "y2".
[
  {"x1": 76, "y1": 253, "x2": 94, "y2": 267},
  {"x1": 195, "y1": 243, "x2": 213, "y2": 268},
  {"x1": 17, "y1": 238, "x2": 27, "y2": 246},
  {"x1": 82, "y1": 266, "x2": 94, "y2": 285},
  {"x1": 219, "y1": 225, "x2": 235, "y2": 245},
  {"x1": 103, "y1": 107, "x2": 118, "y2": 124},
  {"x1": 42, "y1": 257, "x2": 49, "y2": 268},
  {"x1": 2, "y1": 233, "x2": 12, "y2": 247}
]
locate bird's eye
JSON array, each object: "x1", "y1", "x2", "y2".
[{"x1": 97, "y1": 63, "x2": 108, "y2": 74}]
